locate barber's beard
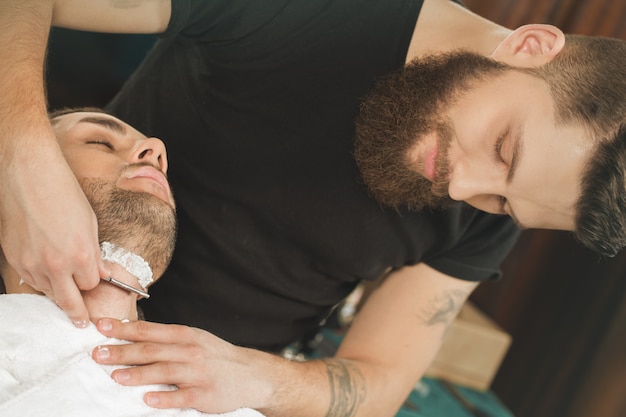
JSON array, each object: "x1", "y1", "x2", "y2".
[
  {"x1": 354, "y1": 50, "x2": 509, "y2": 211},
  {"x1": 79, "y1": 178, "x2": 177, "y2": 278}
]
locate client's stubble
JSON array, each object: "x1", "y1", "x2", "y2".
[{"x1": 80, "y1": 166, "x2": 177, "y2": 278}]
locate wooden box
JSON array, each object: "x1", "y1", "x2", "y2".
[{"x1": 425, "y1": 302, "x2": 512, "y2": 391}]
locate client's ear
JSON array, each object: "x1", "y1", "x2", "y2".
[{"x1": 491, "y1": 24, "x2": 565, "y2": 67}]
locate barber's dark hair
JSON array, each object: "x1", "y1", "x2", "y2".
[
  {"x1": 527, "y1": 35, "x2": 626, "y2": 256},
  {"x1": 575, "y1": 125, "x2": 626, "y2": 257}
]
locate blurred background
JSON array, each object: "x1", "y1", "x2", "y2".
[{"x1": 45, "y1": 1, "x2": 625, "y2": 417}]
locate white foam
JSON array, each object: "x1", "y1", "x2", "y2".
[{"x1": 100, "y1": 242, "x2": 153, "y2": 289}]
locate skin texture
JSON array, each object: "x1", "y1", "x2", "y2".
[
  {"x1": 0, "y1": 1, "x2": 108, "y2": 327},
  {"x1": 0, "y1": 1, "x2": 614, "y2": 417},
  {"x1": 323, "y1": 360, "x2": 366, "y2": 417},
  {"x1": 357, "y1": 24, "x2": 587, "y2": 232},
  {"x1": 2, "y1": 111, "x2": 176, "y2": 322}
]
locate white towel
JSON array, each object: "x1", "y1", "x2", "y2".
[{"x1": 0, "y1": 294, "x2": 264, "y2": 417}]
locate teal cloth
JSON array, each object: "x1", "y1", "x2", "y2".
[{"x1": 399, "y1": 377, "x2": 514, "y2": 417}]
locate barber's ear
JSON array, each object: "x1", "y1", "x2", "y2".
[{"x1": 491, "y1": 24, "x2": 565, "y2": 67}]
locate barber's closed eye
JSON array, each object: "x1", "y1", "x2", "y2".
[{"x1": 494, "y1": 127, "x2": 510, "y2": 164}]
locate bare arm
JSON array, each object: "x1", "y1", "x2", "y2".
[
  {"x1": 52, "y1": 0, "x2": 171, "y2": 33},
  {"x1": 0, "y1": 0, "x2": 170, "y2": 324},
  {"x1": 0, "y1": 1, "x2": 171, "y2": 324},
  {"x1": 325, "y1": 263, "x2": 478, "y2": 416},
  {"x1": 0, "y1": 0, "x2": 108, "y2": 325},
  {"x1": 93, "y1": 263, "x2": 477, "y2": 417}
]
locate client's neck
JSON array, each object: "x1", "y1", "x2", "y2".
[{"x1": 0, "y1": 260, "x2": 142, "y2": 322}]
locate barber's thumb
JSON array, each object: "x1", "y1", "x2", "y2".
[{"x1": 99, "y1": 261, "x2": 112, "y2": 279}]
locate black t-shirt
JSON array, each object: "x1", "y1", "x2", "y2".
[{"x1": 108, "y1": 0, "x2": 519, "y2": 352}]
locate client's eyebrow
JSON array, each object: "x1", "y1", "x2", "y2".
[{"x1": 78, "y1": 116, "x2": 127, "y2": 135}]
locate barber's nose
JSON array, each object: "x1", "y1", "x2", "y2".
[
  {"x1": 130, "y1": 137, "x2": 168, "y2": 173},
  {"x1": 447, "y1": 160, "x2": 504, "y2": 211}
]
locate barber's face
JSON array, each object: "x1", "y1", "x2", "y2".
[
  {"x1": 355, "y1": 51, "x2": 591, "y2": 231},
  {"x1": 438, "y1": 70, "x2": 591, "y2": 230},
  {"x1": 52, "y1": 111, "x2": 175, "y2": 209}
]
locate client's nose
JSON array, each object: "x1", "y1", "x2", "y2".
[{"x1": 131, "y1": 137, "x2": 168, "y2": 173}]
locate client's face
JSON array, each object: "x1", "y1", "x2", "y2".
[{"x1": 51, "y1": 111, "x2": 177, "y2": 279}]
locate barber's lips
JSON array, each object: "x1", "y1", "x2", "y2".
[
  {"x1": 423, "y1": 146, "x2": 438, "y2": 182},
  {"x1": 123, "y1": 166, "x2": 172, "y2": 204}
]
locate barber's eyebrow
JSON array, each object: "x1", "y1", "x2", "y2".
[
  {"x1": 506, "y1": 124, "x2": 524, "y2": 184},
  {"x1": 503, "y1": 125, "x2": 525, "y2": 229},
  {"x1": 77, "y1": 116, "x2": 127, "y2": 135}
]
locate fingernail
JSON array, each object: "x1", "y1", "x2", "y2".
[
  {"x1": 73, "y1": 320, "x2": 89, "y2": 328},
  {"x1": 98, "y1": 319, "x2": 113, "y2": 332},
  {"x1": 146, "y1": 394, "x2": 160, "y2": 407},
  {"x1": 95, "y1": 346, "x2": 110, "y2": 360},
  {"x1": 114, "y1": 370, "x2": 130, "y2": 383}
]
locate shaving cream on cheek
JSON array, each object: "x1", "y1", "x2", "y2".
[{"x1": 100, "y1": 242, "x2": 153, "y2": 289}]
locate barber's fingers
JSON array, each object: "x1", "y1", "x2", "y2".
[
  {"x1": 143, "y1": 386, "x2": 237, "y2": 413},
  {"x1": 93, "y1": 322, "x2": 265, "y2": 414},
  {"x1": 50, "y1": 274, "x2": 93, "y2": 327},
  {"x1": 13, "y1": 270, "x2": 44, "y2": 292},
  {"x1": 93, "y1": 340, "x2": 182, "y2": 367},
  {"x1": 7, "y1": 237, "x2": 104, "y2": 327},
  {"x1": 93, "y1": 324, "x2": 213, "y2": 368},
  {"x1": 15, "y1": 257, "x2": 102, "y2": 327},
  {"x1": 96, "y1": 318, "x2": 204, "y2": 344},
  {"x1": 63, "y1": 249, "x2": 111, "y2": 325},
  {"x1": 102, "y1": 355, "x2": 237, "y2": 414},
  {"x1": 98, "y1": 259, "x2": 112, "y2": 280},
  {"x1": 71, "y1": 249, "x2": 109, "y2": 291},
  {"x1": 142, "y1": 387, "x2": 209, "y2": 411},
  {"x1": 64, "y1": 240, "x2": 107, "y2": 324},
  {"x1": 14, "y1": 268, "x2": 91, "y2": 327},
  {"x1": 110, "y1": 361, "x2": 193, "y2": 387}
]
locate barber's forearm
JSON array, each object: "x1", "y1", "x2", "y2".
[
  {"x1": 0, "y1": 0, "x2": 56, "y2": 154},
  {"x1": 258, "y1": 355, "x2": 406, "y2": 417}
]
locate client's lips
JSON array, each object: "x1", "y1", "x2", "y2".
[{"x1": 122, "y1": 165, "x2": 172, "y2": 204}]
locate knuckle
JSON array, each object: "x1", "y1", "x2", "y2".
[
  {"x1": 72, "y1": 246, "x2": 93, "y2": 268},
  {"x1": 38, "y1": 285, "x2": 53, "y2": 296},
  {"x1": 181, "y1": 388, "x2": 199, "y2": 407},
  {"x1": 104, "y1": 345, "x2": 122, "y2": 361},
  {"x1": 173, "y1": 324, "x2": 195, "y2": 338},
  {"x1": 184, "y1": 344, "x2": 205, "y2": 363},
  {"x1": 54, "y1": 295, "x2": 76, "y2": 311},
  {"x1": 135, "y1": 320, "x2": 154, "y2": 337},
  {"x1": 162, "y1": 361, "x2": 179, "y2": 379},
  {"x1": 140, "y1": 342, "x2": 162, "y2": 358},
  {"x1": 20, "y1": 260, "x2": 39, "y2": 275},
  {"x1": 45, "y1": 256, "x2": 66, "y2": 276}
]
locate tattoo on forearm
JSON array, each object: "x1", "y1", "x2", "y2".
[
  {"x1": 323, "y1": 359, "x2": 366, "y2": 417},
  {"x1": 421, "y1": 289, "x2": 467, "y2": 327}
]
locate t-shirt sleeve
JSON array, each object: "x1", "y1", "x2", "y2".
[
  {"x1": 161, "y1": 0, "x2": 291, "y2": 40},
  {"x1": 426, "y1": 211, "x2": 521, "y2": 282}
]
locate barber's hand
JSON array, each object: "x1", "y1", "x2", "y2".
[
  {"x1": 92, "y1": 319, "x2": 277, "y2": 414},
  {"x1": 0, "y1": 137, "x2": 108, "y2": 326}
]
